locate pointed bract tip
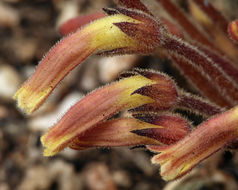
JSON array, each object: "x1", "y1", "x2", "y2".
[
  {"x1": 113, "y1": 8, "x2": 164, "y2": 52},
  {"x1": 116, "y1": 0, "x2": 152, "y2": 15},
  {"x1": 130, "y1": 71, "x2": 178, "y2": 112},
  {"x1": 132, "y1": 114, "x2": 191, "y2": 145}
]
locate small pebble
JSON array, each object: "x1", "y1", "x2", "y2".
[
  {"x1": 0, "y1": 64, "x2": 21, "y2": 101},
  {"x1": 98, "y1": 55, "x2": 138, "y2": 83},
  {"x1": 29, "y1": 92, "x2": 83, "y2": 132},
  {"x1": 0, "y1": 2, "x2": 19, "y2": 27}
]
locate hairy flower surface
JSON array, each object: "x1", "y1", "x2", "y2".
[
  {"x1": 41, "y1": 70, "x2": 178, "y2": 156},
  {"x1": 132, "y1": 114, "x2": 191, "y2": 145},
  {"x1": 69, "y1": 115, "x2": 190, "y2": 150},
  {"x1": 14, "y1": 9, "x2": 161, "y2": 114},
  {"x1": 149, "y1": 106, "x2": 238, "y2": 181},
  {"x1": 69, "y1": 118, "x2": 164, "y2": 150},
  {"x1": 13, "y1": 0, "x2": 238, "y2": 182}
]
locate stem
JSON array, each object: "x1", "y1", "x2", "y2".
[
  {"x1": 177, "y1": 91, "x2": 224, "y2": 117},
  {"x1": 162, "y1": 34, "x2": 238, "y2": 106},
  {"x1": 155, "y1": 0, "x2": 215, "y2": 49},
  {"x1": 198, "y1": 46, "x2": 238, "y2": 83},
  {"x1": 169, "y1": 54, "x2": 232, "y2": 107}
]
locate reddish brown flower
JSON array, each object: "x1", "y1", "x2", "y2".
[
  {"x1": 69, "y1": 114, "x2": 191, "y2": 150},
  {"x1": 149, "y1": 106, "x2": 238, "y2": 181},
  {"x1": 14, "y1": 9, "x2": 163, "y2": 114},
  {"x1": 41, "y1": 70, "x2": 178, "y2": 156}
]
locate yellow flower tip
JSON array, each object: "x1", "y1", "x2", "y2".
[
  {"x1": 151, "y1": 154, "x2": 184, "y2": 181},
  {"x1": 41, "y1": 134, "x2": 60, "y2": 157},
  {"x1": 43, "y1": 148, "x2": 56, "y2": 157},
  {"x1": 41, "y1": 130, "x2": 69, "y2": 157},
  {"x1": 41, "y1": 134, "x2": 51, "y2": 156},
  {"x1": 228, "y1": 20, "x2": 238, "y2": 44},
  {"x1": 14, "y1": 85, "x2": 52, "y2": 114},
  {"x1": 40, "y1": 133, "x2": 47, "y2": 147}
]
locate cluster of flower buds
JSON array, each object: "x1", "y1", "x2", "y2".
[
  {"x1": 14, "y1": 7, "x2": 165, "y2": 114},
  {"x1": 14, "y1": 0, "x2": 238, "y2": 181}
]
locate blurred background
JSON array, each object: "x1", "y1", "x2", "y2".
[{"x1": 1, "y1": 0, "x2": 238, "y2": 190}]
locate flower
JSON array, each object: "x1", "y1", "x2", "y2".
[
  {"x1": 41, "y1": 70, "x2": 178, "y2": 156},
  {"x1": 69, "y1": 114, "x2": 191, "y2": 150},
  {"x1": 149, "y1": 105, "x2": 238, "y2": 181},
  {"x1": 14, "y1": 8, "x2": 162, "y2": 114}
]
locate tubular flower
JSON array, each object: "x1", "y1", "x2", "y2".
[
  {"x1": 149, "y1": 105, "x2": 238, "y2": 181},
  {"x1": 14, "y1": 8, "x2": 163, "y2": 114},
  {"x1": 41, "y1": 70, "x2": 178, "y2": 156},
  {"x1": 69, "y1": 114, "x2": 191, "y2": 150}
]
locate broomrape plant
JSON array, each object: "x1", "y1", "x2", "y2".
[{"x1": 14, "y1": 0, "x2": 238, "y2": 181}]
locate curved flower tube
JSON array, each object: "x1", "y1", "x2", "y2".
[
  {"x1": 14, "y1": 8, "x2": 163, "y2": 114},
  {"x1": 149, "y1": 105, "x2": 238, "y2": 181},
  {"x1": 13, "y1": 14, "x2": 138, "y2": 114},
  {"x1": 69, "y1": 118, "x2": 164, "y2": 150},
  {"x1": 41, "y1": 70, "x2": 178, "y2": 156},
  {"x1": 69, "y1": 114, "x2": 191, "y2": 150}
]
